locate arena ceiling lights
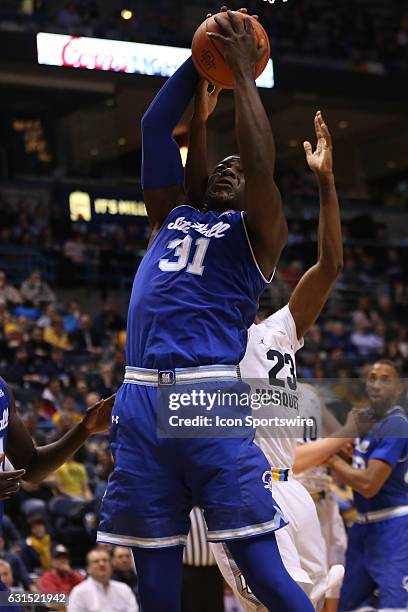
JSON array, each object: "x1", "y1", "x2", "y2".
[{"x1": 36, "y1": 32, "x2": 274, "y2": 89}]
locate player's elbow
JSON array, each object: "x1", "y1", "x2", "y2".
[
  {"x1": 359, "y1": 479, "x2": 381, "y2": 498},
  {"x1": 319, "y1": 257, "x2": 343, "y2": 281}
]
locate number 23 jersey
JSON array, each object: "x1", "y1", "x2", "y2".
[
  {"x1": 240, "y1": 305, "x2": 304, "y2": 469},
  {"x1": 126, "y1": 205, "x2": 271, "y2": 369}
]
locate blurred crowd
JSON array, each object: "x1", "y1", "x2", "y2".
[{"x1": 1, "y1": 0, "x2": 407, "y2": 75}]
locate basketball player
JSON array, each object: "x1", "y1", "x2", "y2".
[
  {"x1": 97, "y1": 8, "x2": 315, "y2": 612},
  {"x1": 328, "y1": 360, "x2": 408, "y2": 612},
  {"x1": 0, "y1": 377, "x2": 113, "y2": 610},
  {"x1": 185, "y1": 79, "x2": 349, "y2": 611},
  {"x1": 294, "y1": 388, "x2": 348, "y2": 612}
]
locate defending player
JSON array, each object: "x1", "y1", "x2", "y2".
[
  {"x1": 294, "y1": 389, "x2": 349, "y2": 612},
  {"x1": 97, "y1": 7, "x2": 315, "y2": 612},
  {"x1": 328, "y1": 360, "x2": 408, "y2": 612},
  {"x1": 185, "y1": 74, "x2": 348, "y2": 610},
  {"x1": 0, "y1": 377, "x2": 113, "y2": 610}
]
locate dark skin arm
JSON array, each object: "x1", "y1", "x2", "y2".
[
  {"x1": 185, "y1": 79, "x2": 221, "y2": 208},
  {"x1": 2, "y1": 386, "x2": 115, "y2": 488},
  {"x1": 288, "y1": 112, "x2": 343, "y2": 340},
  {"x1": 210, "y1": 10, "x2": 287, "y2": 277},
  {"x1": 328, "y1": 455, "x2": 393, "y2": 498}
]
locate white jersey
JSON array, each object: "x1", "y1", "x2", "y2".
[
  {"x1": 296, "y1": 384, "x2": 332, "y2": 494},
  {"x1": 240, "y1": 305, "x2": 303, "y2": 469},
  {"x1": 213, "y1": 306, "x2": 331, "y2": 610}
]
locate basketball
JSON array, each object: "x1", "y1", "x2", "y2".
[{"x1": 191, "y1": 11, "x2": 270, "y2": 89}]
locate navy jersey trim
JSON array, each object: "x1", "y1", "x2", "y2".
[{"x1": 240, "y1": 212, "x2": 275, "y2": 285}]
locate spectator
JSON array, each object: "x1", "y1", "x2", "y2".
[
  {"x1": 42, "y1": 379, "x2": 64, "y2": 412},
  {"x1": 0, "y1": 271, "x2": 22, "y2": 306},
  {"x1": 26, "y1": 326, "x2": 50, "y2": 366},
  {"x1": 2, "y1": 516, "x2": 23, "y2": 551},
  {"x1": 350, "y1": 321, "x2": 385, "y2": 359},
  {"x1": 39, "y1": 544, "x2": 84, "y2": 595},
  {"x1": 44, "y1": 315, "x2": 73, "y2": 352},
  {"x1": 111, "y1": 547, "x2": 139, "y2": 600},
  {"x1": 54, "y1": 454, "x2": 93, "y2": 501},
  {"x1": 36, "y1": 303, "x2": 57, "y2": 329},
  {"x1": 92, "y1": 303, "x2": 124, "y2": 343},
  {"x1": 70, "y1": 314, "x2": 102, "y2": 356},
  {"x1": 41, "y1": 348, "x2": 69, "y2": 386},
  {"x1": 0, "y1": 559, "x2": 26, "y2": 598},
  {"x1": 52, "y1": 396, "x2": 83, "y2": 428},
  {"x1": 20, "y1": 271, "x2": 55, "y2": 309},
  {"x1": 20, "y1": 516, "x2": 52, "y2": 572},
  {"x1": 63, "y1": 301, "x2": 82, "y2": 334},
  {"x1": 5, "y1": 346, "x2": 32, "y2": 386},
  {"x1": 47, "y1": 411, "x2": 76, "y2": 444},
  {"x1": 0, "y1": 535, "x2": 34, "y2": 591},
  {"x1": 68, "y1": 547, "x2": 138, "y2": 612}
]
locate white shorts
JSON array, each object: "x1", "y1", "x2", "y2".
[
  {"x1": 211, "y1": 479, "x2": 328, "y2": 611},
  {"x1": 315, "y1": 492, "x2": 347, "y2": 598}
]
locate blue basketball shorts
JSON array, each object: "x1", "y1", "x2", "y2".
[
  {"x1": 97, "y1": 381, "x2": 287, "y2": 548},
  {"x1": 339, "y1": 514, "x2": 408, "y2": 611}
]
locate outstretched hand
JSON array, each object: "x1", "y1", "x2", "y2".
[
  {"x1": 82, "y1": 394, "x2": 116, "y2": 434},
  {"x1": 194, "y1": 79, "x2": 222, "y2": 122},
  {"x1": 303, "y1": 111, "x2": 333, "y2": 178}
]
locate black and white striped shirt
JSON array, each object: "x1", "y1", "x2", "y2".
[{"x1": 183, "y1": 507, "x2": 216, "y2": 567}]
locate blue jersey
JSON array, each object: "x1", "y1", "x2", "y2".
[
  {"x1": 352, "y1": 406, "x2": 408, "y2": 514},
  {"x1": 126, "y1": 205, "x2": 270, "y2": 369},
  {"x1": 0, "y1": 379, "x2": 10, "y2": 531}
]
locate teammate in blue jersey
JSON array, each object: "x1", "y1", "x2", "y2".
[
  {"x1": 97, "y1": 7, "x2": 315, "y2": 612},
  {"x1": 0, "y1": 377, "x2": 113, "y2": 612},
  {"x1": 328, "y1": 360, "x2": 408, "y2": 611}
]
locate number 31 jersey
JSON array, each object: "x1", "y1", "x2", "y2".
[
  {"x1": 240, "y1": 305, "x2": 304, "y2": 469},
  {"x1": 126, "y1": 205, "x2": 271, "y2": 369}
]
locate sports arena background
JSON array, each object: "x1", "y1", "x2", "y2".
[{"x1": 0, "y1": 0, "x2": 406, "y2": 609}]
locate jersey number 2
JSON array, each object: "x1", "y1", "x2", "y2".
[
  {"x1": 266, "y1": 349, "x2": 297, "y2": 390},
  {"x1": 159, "y1": 236, "x2": 209, "y2": 276}
]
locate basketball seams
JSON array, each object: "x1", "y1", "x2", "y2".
[{"x1": 192, "y1": 13, "x2": 271, "y2": 89}]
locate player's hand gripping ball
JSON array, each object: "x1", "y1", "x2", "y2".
[{"x1": 192, "y1": 8, "x2": 270, "y2": 89}]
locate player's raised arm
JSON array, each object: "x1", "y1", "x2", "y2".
[
  {"x1": 288, "y1": 112, "x2": 343, "y2": 340},
  {"x1": 4, "y1": 384, "x2": 115, "y2": 484},
  {"x1": 185, "y1": 79, "x2": 222, "y2": 207},
  {"x1": 209, "y1": 11, "x2": 287, "y2": 278},
  {"x1": 141, "y1": 57, "x2": 199, "y2": 238}
]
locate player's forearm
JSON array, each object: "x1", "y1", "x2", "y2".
[
  {"x1": 233, "y1": 69, "x2": 276, "y2": 177},
  {"x1": 185, "y1": 115, "x2": 209, "y2": 207},
  {"x1": 316, "y1": 174, "x2": 343, "y2": 275},
  {"x1": 293, "y1": 437, "x2": 350, "y2": 474},
  {"x1": 141, "y1": 57, "x2": 198, "y2": 190},
  {"x1": 328, "y1": 456, "x2": 372, "y2": 497},
  {"x1": 23, "y1": 421, "x2": 89, "y2": 483}
]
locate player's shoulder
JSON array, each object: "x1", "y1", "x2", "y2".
[
  {"x1": 263, "y1": 305, "x2": 297, "y2": 340},
  {"x1": 377, "y1": 407, "x2": 408, "y2": 437}
]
